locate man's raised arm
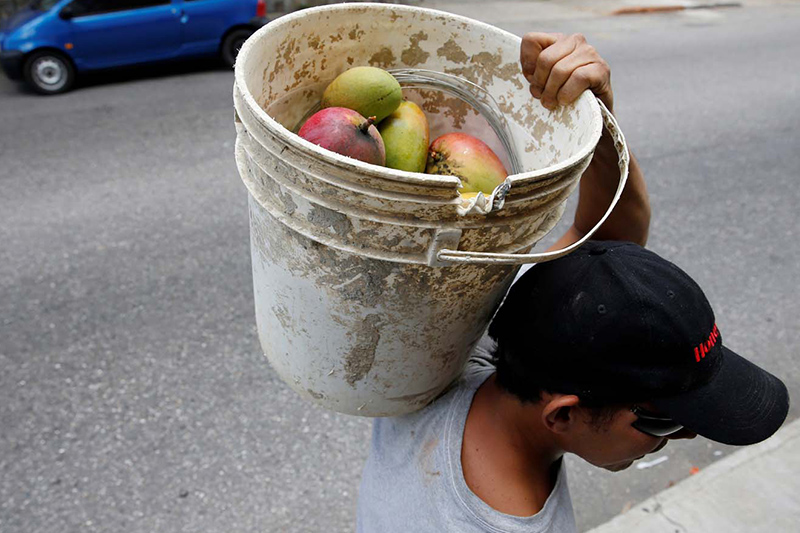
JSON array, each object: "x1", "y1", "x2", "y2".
[{"x1": 520, "y1": 32, "x2": 650, "y2": 248}]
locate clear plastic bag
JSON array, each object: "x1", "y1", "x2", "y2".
[{"x1": 291, "y1": 68, "x2": 521, "y2": 214}]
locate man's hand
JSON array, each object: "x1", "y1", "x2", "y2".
[
  {"x1": 521, "y1": 32, "x2": 614, "y2": 112},
  {"x1": 520, "y1": 33, "x2": 650, "y2": 248}
]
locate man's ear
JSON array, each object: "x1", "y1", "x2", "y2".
[{"x1": 541, "y1": 395, "x2": 581, "y2": 434}]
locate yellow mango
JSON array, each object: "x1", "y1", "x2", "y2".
[
  {"x1": 378, "y1": 101, "x2": 430, "y2": 173},
  {"x1": 322, "y1": 67, "x2": 402, "y2": 123}
]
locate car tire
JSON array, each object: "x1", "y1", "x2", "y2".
[
  {"x1": 220, "y1": 29, "x2": 253, "y2": 68},
  {"x1": 23, "y1": 50, "x2": 76, "y2": 95}
]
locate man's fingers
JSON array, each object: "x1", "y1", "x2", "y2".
[
  {"x1": 521, "y1": 32, "x2": 613, "y2": 110},
  {"x1": 540, "y1": 54, "x2": 594, "y2": 109},
  {"x1": 520, "y1": 32, "x2": 561, "y2": 75},
  {"x1": 556, "y1": 63, "x2": 613, "y2": 110},
  {"x1": 529, "y1": 34, "x2": 582, "y2": 99}
]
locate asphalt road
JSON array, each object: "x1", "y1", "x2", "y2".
[{"x1": 1, "y1": 4, "x2": 798, "y2": 532}]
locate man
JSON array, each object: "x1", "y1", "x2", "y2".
[{"x1": 355, "y1": 33, "x2": 790, "y2": 532}]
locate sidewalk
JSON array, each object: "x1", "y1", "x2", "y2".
[
  {"x1": 417, "y1": 0, "x2": 792, "y2": 24},
  {"x1": 587, "y1": 418, "x2": 800, "y2": 532}
]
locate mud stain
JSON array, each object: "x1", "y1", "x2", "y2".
[
  {"x1": 437, "y1": 38, "x2": 468, "y2": 64},
  {"x1": 308, "y1": 35, "x2": 323, "y2": 51},
  {"x1": 554, "y1": 104, "x2": 575, "y2": 129},
  {"x1": 306, "y1": 389, "x2": 325, "y2": 400},
  {"x1": 498, "y1": 98, "x2": 555, "y2": 142},
  {"x1": 348, "y1": 25, "x2": 365, "y2": 41},
  {"x1": 446, "y1": 50, "x2": 524, "y2": 90},
  {"x1": 401, "y1": 31, "x2": 430, "y2": 67},
  {"x1": 272, "y1": 304, "x2": 294, "y2": 333},
  {"x1": 284, "y1": 58, "x2": 316, "y2": 93},
  {"x1": 307, "y1": 205, "x2": 353, "y2": 238},
  {"x1": 280, "y1": 191, "x2": 297, "y2": 215},
  {"x1": 369, "y1": 47, "x2": 397, "y2": 69},
  {"x1": 419, "y1": 437, "x2": 441, "y2": 484},
  {"x1": 319, "y1": 258, "x2": 394, "y2": 308},
  {"x1": 416, "y1": 89, "x2": 477, "y2": 129},
  {"x1": 345, "y1": 314, "x2": 382, "y2": 386}
]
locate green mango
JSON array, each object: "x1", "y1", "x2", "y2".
[
  {"x1": 378, "y1": 101, "x2": 430, "y2": 173},
  {"x1": 322, "y1": 67, "x2": 402, "y2": 123}
]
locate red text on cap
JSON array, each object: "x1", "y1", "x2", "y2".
[{"x1": 694, "y1": 324, "x2": 720, "y2": 362}]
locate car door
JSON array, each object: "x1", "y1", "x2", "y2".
[
  {"x1": 178, "y1": 0, "x2": 237, "y2": 56},
  {"x1": 66, "y1": 0, "x2": 182, "y2": 70}
]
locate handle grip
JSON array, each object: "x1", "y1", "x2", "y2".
[{"x1": 437, "y1": 98, "x2": 629, "y2": 266}]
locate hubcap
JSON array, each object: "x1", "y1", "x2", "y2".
[{"x1": 33, "y1": 57, "x2": 67, "y2": 90}]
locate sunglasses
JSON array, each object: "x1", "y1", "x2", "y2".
[{"x1": 630, "y1": 405, "x2": 684, "y2": 437}]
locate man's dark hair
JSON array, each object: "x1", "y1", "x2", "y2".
[
  {"x1": 487, "y1": 266, "x2": 624, "y2": 429},
  {"x1": 489, "y1": 331, "x2": 620, "y2": 428}
]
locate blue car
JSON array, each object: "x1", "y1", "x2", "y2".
[{"x1": 0, "y1": 0, "x2": 268, "y2": 94}]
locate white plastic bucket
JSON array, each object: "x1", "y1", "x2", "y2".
[{"x1": 233, "y1": 2, "x2": 629, "y2": 416}]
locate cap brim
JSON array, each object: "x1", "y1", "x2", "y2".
[{"x1": 652, "y1": 346, "x2": 789, "y2": 446}]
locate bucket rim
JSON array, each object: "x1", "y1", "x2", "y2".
[{"x1": 234, "y1": 2, "x2": 603, "y2": 190}]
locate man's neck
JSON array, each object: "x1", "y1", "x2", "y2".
[{"x1": 461, "y1": 374, "x2": 563, "y2": 516}]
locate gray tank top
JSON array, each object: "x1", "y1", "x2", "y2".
[{"x1": 356, "y1": 335, "x2": 577, "y2": 533}]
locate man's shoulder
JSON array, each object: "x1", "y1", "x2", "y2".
[
  {"x1": 369, "y1": 333, "x2": 497, "y2": 462},
  {"x1": 463, "y1": 333, "x2": 497, "y2": 380}
]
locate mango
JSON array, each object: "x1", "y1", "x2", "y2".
[
  {"x1": 426, "y1": 133, "x2": 508, "y2": 195},
  {"x1": 322, "y1": 67, "x2": 402, "y2": 123},
  {"x1": 298, "y1": 107, "x2": 386, "y2": 166},
  {"x1": 378, "y1": 101, "x2": 430, "y2": 173}
]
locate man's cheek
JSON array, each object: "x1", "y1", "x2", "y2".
[
  {"x1": 650, "y1": 439, "x2": 668, "y2": 455},
  {"x1": 602, "y1": 460, "x2": 634, "y2": 472}
]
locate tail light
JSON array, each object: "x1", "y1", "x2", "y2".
[{"x1": 256, "y1": 0, "x2": 266, "y2": 18}]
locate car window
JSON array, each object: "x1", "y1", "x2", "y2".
[
  {"x1": 35, "y1": 0, "x2": 63, "y2": 10},
  {"x1": 68, "y1": 0, "x2": 171, "y2": 17}
]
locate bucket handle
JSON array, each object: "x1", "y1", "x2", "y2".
[{"x1": 435, "y1": 98, "x2": 629, "y2": 266}]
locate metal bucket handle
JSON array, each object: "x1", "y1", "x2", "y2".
[{"x1": 436, "y1": 98, "x2": 629, "y2": 266}]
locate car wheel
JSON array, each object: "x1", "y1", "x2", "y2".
[
  {"x1": 23, "y1": 51, "x2": 76, "y2": 95},
  {"x1": 221, "y1": 29, "x2": 253, "y2": 68}
]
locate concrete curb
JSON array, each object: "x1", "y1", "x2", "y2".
[
  {"x1": 586, "y1": 417, "x2": 800, "y2": 532},
  {"x1": 611, "y1": 2, "x2": 742, "y2": 15}
]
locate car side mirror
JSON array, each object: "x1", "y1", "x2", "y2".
[{"x1": 59, "y1": 5, "x2": 75, "y2": 20}]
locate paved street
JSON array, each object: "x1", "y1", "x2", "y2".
[{"x1": 1, "y1": 2, "x2": 798, "y2": 532}]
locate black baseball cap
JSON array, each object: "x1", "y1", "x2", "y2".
[{"x1": 489, "y1": 240, "x2": 789, "y2": 446}]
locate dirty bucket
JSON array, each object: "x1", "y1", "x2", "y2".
[{"x1": 233, "y1": 3, "x2": 629, "y2": 416}]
